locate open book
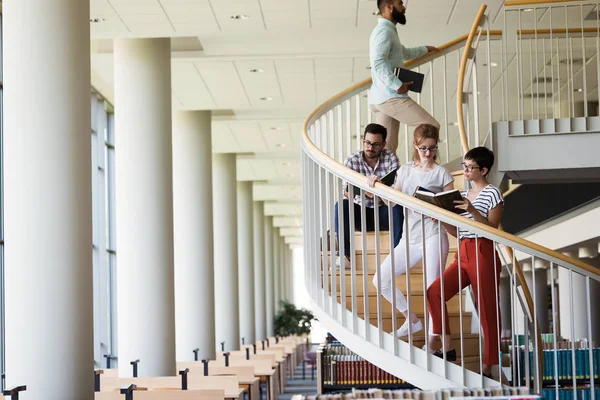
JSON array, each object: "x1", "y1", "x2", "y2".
[
  {"x1": 413, "y1": 186, "x2": 464, "y2": 214},
  {"x1": 353, "y1": 168, "x2": 398, "y2": 196}
]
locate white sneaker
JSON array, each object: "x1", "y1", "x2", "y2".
[
  {"x1": 396, "y1": 319, "x2": 423, "y2": 337},
  {"x1": 335, "y1": 256, "x2": 351, "y2": 270}
]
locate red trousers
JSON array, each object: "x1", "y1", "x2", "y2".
[{"x1": 427, "y1": 237, "x2": 501, "y2": 365}]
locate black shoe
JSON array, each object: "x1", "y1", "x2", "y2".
[{"x1": 433, "y1": 348, "x2": 457, "y2": 362}]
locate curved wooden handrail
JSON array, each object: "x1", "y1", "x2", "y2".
[
  {"x1": 302, "y1": 8, "x2": 598, "y2": 385},
  {"x1": 310, "y1": 29, "x2": 503, "y2": 112},
  {"x1": 454, "y1": 4, "x2": 548, "y2": 385}
]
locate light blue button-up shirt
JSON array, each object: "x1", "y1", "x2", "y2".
[{"x1": 368, "y1": 18, "x2": 428, "y2": 105}]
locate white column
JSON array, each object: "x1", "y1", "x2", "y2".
[
  {"x1": 115, "y1": 38, "x2": 176, "y2": 377},
  {"x1": 281, "y1": 242, "x2": 288, "y2": 302},
  {"x1": 254, "y1": 202, "x2": 267, "y2": 341},
  {"x1": 237, "y1": 182, "x2": 255, "y2": 346},
  {"x1": 265, "y1": 217, "x2": 275, "y2": 336},
  {"x1": 523, "y1": 266, "x2": 549, "y2": 333},
  {"x1": 273, "y1": 228, "x2": 280, "y2": 315},
  {"x1": 289, "y1": 248, "x2": 295, "y2": 301},
  {"x1": 173, "y1": 111, "x2": 215, "y2": 362},
  {"x1": 558, "y1": 266, "x2": 589, "y2": 341},
  {"x1": 282, "y1": 239, "x2": 288, "y2": 302},
  {"x1": 4, "y1": 1, "x2": 93, "y2": 396},
  {"x1": 213, "y1": 154, "x2": 240, "y2": 351}
]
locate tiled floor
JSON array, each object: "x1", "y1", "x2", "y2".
[{"x1": 277, "y1": 364, "x2": 318, "y2": 400}]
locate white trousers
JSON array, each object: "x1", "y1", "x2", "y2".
[{"x1": 374, "y1": 233, "x2": 450, "y2": 313}]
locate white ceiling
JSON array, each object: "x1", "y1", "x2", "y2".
[{"x1": 89, "y1": 0, "x2": 508, "y2": 242}]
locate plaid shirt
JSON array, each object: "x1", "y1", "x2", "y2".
[{"x1": 344, "y1": 149, "x2": 399, "y2": 208}]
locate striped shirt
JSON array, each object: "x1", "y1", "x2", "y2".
[
  {"x1": 344, "y1": 149, "x2": 399, "y2": 208},
  {"x1": 458, "y1": 185, "x2": 504, "y2": 239}
]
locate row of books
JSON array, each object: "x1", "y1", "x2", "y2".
[
  {"x1": 322, "y1": 354, "x2": 406, "y2": 386},
  {"x1": 517, "y1": 348, "x2": 600, "y2": 382},
  {"x1": 304, "y1": 386, "x2": 534, "y2": 400},
  {"x1": 541, "y1": 388, "x2": 600, "y2": 400}
]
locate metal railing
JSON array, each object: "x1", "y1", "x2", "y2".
[
  {"x1": 501, "y1": 1, "x2": 600, "y2": 123},
  {"x1": 301, "y1": 2, "x2": 600, "y2": 394}
]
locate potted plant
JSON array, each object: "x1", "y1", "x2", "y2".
[{"x1": 274, "y1": 300, "x2": 316, "y2": 337}]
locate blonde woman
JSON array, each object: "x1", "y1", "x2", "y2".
[{"x1": 369, "y1": 124, "x2": 453, "y2": 340}]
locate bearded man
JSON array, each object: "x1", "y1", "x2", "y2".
[{"x1": 369, "y1": 0, "x2": 440, "y2": 153}]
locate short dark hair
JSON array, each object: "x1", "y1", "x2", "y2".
[
  {"x1": 377, "y1": 0, "x2": 394, "y2": 11},
  {"x1": 364, "y1": 123, "x2": 387, "y2": 142},
  {"x1": 464, "y1": 146, "x2": 495, "y2": 176}
]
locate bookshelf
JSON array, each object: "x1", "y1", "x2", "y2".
[{"x1": 317, "y1": 334, "x2": 414, "y2": 394}]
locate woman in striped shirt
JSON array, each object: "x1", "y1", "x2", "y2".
[{"x1": 426, "y1": 146, "x2": 504, "y2": 379}]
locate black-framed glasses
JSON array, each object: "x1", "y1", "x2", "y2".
[
  {"x1": 461, "y1": 162, "x2": 481, "y2": 172},
  {"x1": 363, "y1": 140, "x2": 383, "y2": 149},
  {"x1": 417, "y1": 145, "x2": 438, "y2": 153}
]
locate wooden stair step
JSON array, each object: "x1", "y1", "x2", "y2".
[
  {"x1": 321, "y1": 251, "x2": 456, "y2": 275},
  {"x1": 342, "y1": 293, "x2": 466, "y2": 314},
  {"x1": 366, "y1": 311, "x2": 472, "y2": 334},
  {"x1": 354, "y1": 231, "x2": 459, "y2": 253},
  {"x1": 405, "y1": 333, "x2": 482, "y2": 358}
]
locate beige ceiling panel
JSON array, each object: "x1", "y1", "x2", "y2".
[
  {"x1": 289, "y1": 122, "x2": 304, "y2": 148},
  {"x1": 264, "y1": 202, "x2": 302, "y2": 217},
  {"x1": 212, "y1": 124, "x2": 242, "y2": 153},
  {"x1": 172, "y1": 63, "x2": 217, "y2": 109},
  {"x1": 108, "y1": 0, "x2": 156, "y2": 3},
  {"x1": 91, "y1": 55, "x2": 115, "y2": 85},
  {"x1": 258, "y1": 122, "x2": 296, "y2": 151},
  {"x1": 161, "y1": 2, "x2": 216, "y2": 24},
  {"x1": 275, "y1": 59, "x2": 316, "y2": 106},
  {"x1": 228, "y1": 123, "x2": 268, "y2": 152},
  {"x1": 280, "y1": 227, "x2": 303, "y2": 236},
  {"x1": 353, "y1": 57, "x2": 371, "y2": 82},
  {"x1": 234, "y1": 60, "x2": 283, "y2": 107},
  {"x1": 194, "y1": 62, "x2": 251, "y2": 109},
  {"x1": 273, "y1": 217, "x2": 302, "y2": 228},
  {"x1": 284, "y1": 237, "x2": 304, "y2": 245},
  {"x1": 259, "y1": 0, "x2": 304, "y2": 12},
  {"x1": 112, "y1": 2, "x2": 164, "y2": 15},
  {"x1": 245, "y1": 159, "x2": 280, "y2": 180},
  {"x1": 254, "y1": 184, "x2": 301, "y2": 201},
  {"x1": 210, "y1": 0, "x2": 266, "y2": 33},
  {"x1": 236, "y1": 158, "x2": 256, "y2": 181}
]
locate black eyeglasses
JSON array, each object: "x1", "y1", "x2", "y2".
[
  {"x1": 417, "y1": 145, "x2": 438, "y2": 153},
  {"x1": 363, "y1": 140, "x2": 383, "y2": 149},
  {"x1": 461, "y1": 162, "x2": 481, "y2": 172}
]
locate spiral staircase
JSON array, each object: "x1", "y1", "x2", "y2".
[{"x1": 301, "y1": 1, "x2": 600, "y2": 395}]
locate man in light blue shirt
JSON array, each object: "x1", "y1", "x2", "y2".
[{"x1": 369, "y1": 0, "x2": 440, "y2": 153}]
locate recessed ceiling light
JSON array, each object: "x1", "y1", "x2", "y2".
[
  {"x1": 483, "y1": 62, "x2": 499, "y2": 67},
  {"x1": 286, "y1": 174, "x2": 293, "y2": 178},
  {"x1": 282, "y1": 162, "x2": 291, "y2": 166},
  {"x1": 372, "y1": 11, "x2": 381, "y2": 16},
  {"x1": 575, "y1": 88, "x2": 583, "y2": 92},
  {"x1": 230, "y1": 14, "x2": 250, "y2": 20},
  {"x1": 250, "y1": 68, "x2": 264, "y2": 73},
  {"x1": 366, "y1": 66, "x2": 372, "y2": 70},
  {"x1": 259, "y1": 97, "x2": 273, "y2": 101},
  {"x1": 275, "y1": 143, "x2": 286, "y2": 148},
  {"x1": 449, "y1": 122, "x2": 459, "y2": 126},
  {"x1": 523, "y1": 8, "x2": 534, "y2": 12},
  {"x1": 90, "y1": 18, "x2": 107, "y2": 23},
  {"x1": 269, "y1": 127, "x2": 281, "y2": 131}
]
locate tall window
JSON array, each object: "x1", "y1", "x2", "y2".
[
  {"x1": 91, "y1": 94, "x2": 117, "y2": 367},
  {"x1": 0, "y1": 12, "x2": 5, "y2": 382}
]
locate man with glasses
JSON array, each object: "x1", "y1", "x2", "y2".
[
  {"x1": 369, "y1": 0, "x2": 440, "y2": 153},
  {"x1": 334, "y1": 123, "x2": 403, "y2": 269}
]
